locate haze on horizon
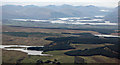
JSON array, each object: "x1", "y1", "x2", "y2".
[{"x1": 1, "y1": 0, "x2": 120, "y2": 8}]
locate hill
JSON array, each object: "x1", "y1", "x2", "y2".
[
  {"x1": 105, "y1": 6, "x2": 119, "y2": 23},
  {"x1": 2, "y1": 5, "x2": 112, "y2": 19}
]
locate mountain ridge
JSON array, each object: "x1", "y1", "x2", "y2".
[{"x1": 2, "y1": 5, "x2": 113, "y2": 19}]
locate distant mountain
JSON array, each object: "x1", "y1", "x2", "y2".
[
  {"x1": 105, "y1": 6, "x2": 118, "y2": 23},
  {"x1": 2, "y1": 5, "x2": 55, "y2": 19},
  {"x1": 2, "y1": 5, "x2": 113, "y2": 19}
]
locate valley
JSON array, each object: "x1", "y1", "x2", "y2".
[
  {"x1": 2, "y1": 25, "x2": 120, "y2": 64},
  {"x1": 1, "y1": 4, "x2": 120, "y2": 64}
]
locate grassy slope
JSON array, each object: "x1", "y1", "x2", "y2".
[{"x1": 2, "y1": 44, "x2": 119, "y2": 63}]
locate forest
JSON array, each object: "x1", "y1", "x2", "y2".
[
  {"x1": 64, "y1": 43, "x2": 120, "y2": 59},
  {"x1": 28, "y1": 33, "x2": 119, "y2": 52},
  {"x1": 46, "y1": 33, "x2": 118, "y2": 44}
]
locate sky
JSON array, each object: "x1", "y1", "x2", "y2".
[{"x1": 1, "y1": 0, "x2": 120, "y2": 8}]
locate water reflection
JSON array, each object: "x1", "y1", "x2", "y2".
[{"x1": 0, "y1": 45, "x2": 52, "y2": 56}]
